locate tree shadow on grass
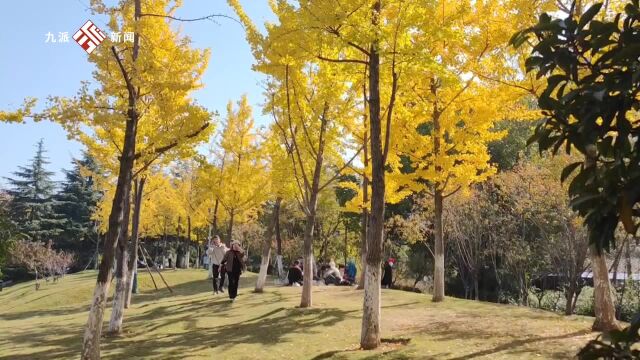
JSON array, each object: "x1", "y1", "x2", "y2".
[
  {"x1": 1, "y1": 273, "x2": 358, "y2": 360},
  {"x1": 408, "y1": 323, "x2": 591, "y2": 360},
  {"x1": 443, "y1": 330, "x2": 591, "y2": 360},
  {"x1": 0, "y1": 304, "x2": 89, "y2": 321},
  {"x1": 0, "y1": 325, "x2": 83, "y2": 360},
  {"x1": 103, "y1": 306, "x2": 354, "y2": 359},
  {"x1": 310, "y1": 338, "x2": 412, "y2": 360}
]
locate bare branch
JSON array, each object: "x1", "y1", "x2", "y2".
[
  {"x1": 318, "y1": 145, "x2": 364, "y2": 192},
  {"x1": 139, "y1": 12, "x2": 241, "y2": 26},
  {"x1": 133, "y1": 122, "x2": 210, "y2": 177},
  {"x1": 317, "y1": 55, "x2": 368, "y2": 65},
  {"x1": 111, "y1": 46, "x2": 135, "y2": 102}
]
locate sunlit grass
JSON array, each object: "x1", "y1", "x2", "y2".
[{"x1": 0, "y1": 269, "x2": 597, "y2": 359}]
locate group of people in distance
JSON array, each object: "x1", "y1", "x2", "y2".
[
  {"x1": 287, "y1": 258, "x2": 358, "y2": 287},
  {"x1": 203, "y1": 235, "x2": 246, "y2": 302},
  {"x1": 287, "y1": 257, "x2": 396, "y2": 288},
  {"x1": 202, "y1": 234, "x2": 398, "y2": 300}
]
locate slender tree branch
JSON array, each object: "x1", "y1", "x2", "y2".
[
  {"x1": 317, "y1": 55, "x2": 368, "y2": 65},
  {"x1": 111, "y1": 46, "x2": 135, "y2": 102},
  {"x1": 318, "y1": 145, "x2": 364, "y2": 192},
  {"x1": 139, "y1": 12, "x2": 241, "y2": 26}
]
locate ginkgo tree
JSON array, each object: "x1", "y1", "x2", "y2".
[
  {"x1": 230, "y1": 0, "x2": 553, "y2": 349},
  {"x1": 231, "y1": 0, "x2": 363, "y2": 308},
  {"x1": 40, "y1": 0, "x2": 213, "y2": 358},
  {"x1": 254, "y1": 126, "x2": 298, "y2": 292},
  {"x1": 204, "y1": 96, "x2": 267, "y2": 246},
  {"x1": 390, "y1": 0, "x2": 546, "y2": 302},
  {"x1": 231, "y1": 0, "x2": 412, "y2": 347}
]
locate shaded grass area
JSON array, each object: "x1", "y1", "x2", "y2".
[{"x1": 0, "y1": 270, "x2": 597, "y2": 359}]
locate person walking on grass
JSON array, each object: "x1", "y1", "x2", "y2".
[
  {"x1": 207, "y1": 235, "x2": 228, "y2": 295},
  {"x1": 221, "y1": 240, "x2": 246, "y2": 302}
]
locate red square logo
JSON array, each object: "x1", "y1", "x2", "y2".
[{"x1": 73, "y1": 20, "x2": 106, "y2": 54}]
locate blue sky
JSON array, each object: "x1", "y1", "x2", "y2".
[{"x1": 0, "y1": 1, "x2": 274, "y2": 185}]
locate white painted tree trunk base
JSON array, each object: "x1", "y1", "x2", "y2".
[
  {"x1": 433, "y1": 252, "x2": 445, "y2": 302},
  {"x1": 81, "y1": 282, "x2": 110, "y2": 360},
  {"x1": 108, "y1": 271, "x2": 128, "y2": 334},
  {"x1": 276, "y1": 255, "x2": 284, "y2": 280},
  {"x1": 300, "y1": 255, "x2": 314, "y2": 308},
  {"x1": 361, "y1": 265, "x2": 381, "y2": 349},
  {"x1": 255, "y1": 255, "x2": 270, "y2": 292},
  {"x1": 124, "y1": 261, "x2": 137, "y2": 309}
]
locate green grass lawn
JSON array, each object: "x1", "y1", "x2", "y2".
[{"x1": 0, "y1": 270, "x2": 598, "y2": 359}]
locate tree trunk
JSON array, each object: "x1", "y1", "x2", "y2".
[
  {"x1": 81, "y1": 148, "x2": 135, "y2": 357},
  {"x1": 473, "y1": 275, "x2": 479, "y2": 301},
  {"x1": 344, "y1": 220, "x2": 349, "y2": 266},
  {"x1": 184, "y1": 216, "x2": 191, "y2": 269},
  {"x1": 196, "y1": 241, "x2": 201, "y2": 269},
  {"x1": 361, "y1": 2, "x2": 384, "y2": 348},
  {"x1": 358, "y1": 124, "x2": 370, "y2": 290},
  {"x1": 359, "y1": 212, "x2": 368, "y2": 290},
  {"x1": 357, "y1": 60, "x2": 370, "y2": 291},
  {"x1": 275, "y1": 200, "x2": 284, "y2": 278},
  {"x1": 125, "y1": 177, "x2": 145, "y2": 308},
  {"x1": 582, "y1": 145, "x2": 618, "y2": 331},
  {"x1": 590, "y1": 245, "x2": 619, "y2": 331},
  {"x1": 565, "y1": 281, "x2": 576, "y2": 315},
  {"x1": 93, "y1": 231, "x2": 101, "y2": 270},
  {"x1": 227, "y1": 211, "x2": 235, "y2": 246},
  {"x1": 300, "y1": 101, "x2": 326, "y2": 307},
  {"x1": 256, "y1": 198, "x2": 282, "y2": 292},
  {"x1": 108, "y1": 186, "x2": 132, "y2": 334},
  {"x1": 433, "y1": 189, "x2": 445, "y2": 302},
  {"x1": 80, "y1": 2, "x2": 141, "y2": 353},
  {"x1": 212, "y1": 198, "x2": 220, "y2": 236},
  {"x1": 176, "y1": 217, "x2": 183, "y2": 268},
  {"x1": 300, "y1": 212, "x2": 317, "y2": 308},
  {"x1": 81, "y1": 88, "x2": 138, "y2": 360}
]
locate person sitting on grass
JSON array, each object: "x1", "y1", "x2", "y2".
[
  {"x1": 287, "y1": 260, "x2": 303, "y2": 286},
  {"x1": 323, "y1": 260, "x2": 343, "y2": 285},
  {"x1": 345, "y1": 260, "x2": 357, "y2": 285}
]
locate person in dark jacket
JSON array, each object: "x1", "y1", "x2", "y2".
[
  {"x1": 221, "y1": 240, "x2": 246, "y2": 302},
  {"x1": 287, "y1": 260, "x2": 303, "y2": 286},
  {"x1": 381, "y1": 258, "x2": 395, "y2": 288}
]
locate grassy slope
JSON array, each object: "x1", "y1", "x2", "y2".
[{"x1": 0, "y1": 270, "x2": 597, "y2": 360}]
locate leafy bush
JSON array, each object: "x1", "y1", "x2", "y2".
[
  {"x1": 578, "y1": 314, "x2": 640, "y2": 359},
  {"x1": 8, "y1": 240, "x2": 75, "y2": 289},
  {"x1": 529, "y1": 289, "x2": 566, "y2": 313},
  {"x1": 575, "y1": 287, "x2": 596, "y2": 317}
]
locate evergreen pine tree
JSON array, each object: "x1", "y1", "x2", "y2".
[
  {"x1": 0, "y1": 191, "x2": 19, "y2": 278},
  {"x1": 5, "y1": 139, "x2": 63, "y2": 241},
  {"x1": 54, "y1": 152, "x2": 101, "y2": 255}
]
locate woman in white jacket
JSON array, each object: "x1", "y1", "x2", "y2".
[{"x1": 206, "y1": 235, "x2": 228, "y2": 294}]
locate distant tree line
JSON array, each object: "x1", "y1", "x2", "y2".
[{"x1": 0, "y1": 139, "x2": 101, "y2": 277}]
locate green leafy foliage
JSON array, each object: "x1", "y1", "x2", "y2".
[
  {"x1": 512, "y1": 1, "x2": 640, "y2": 251},
  {"x1": 488, "y1": 120, "x2": 535, "y2": 171},
  {"x1": 578, "y1": 313, "x2": 640, "y2": 359},
  {"x1": 4, "y1": 140, "x2": 64, "y2": 242},
  {"x1": 54, "y1": 152, "x2": 101, "y2": 257}
]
